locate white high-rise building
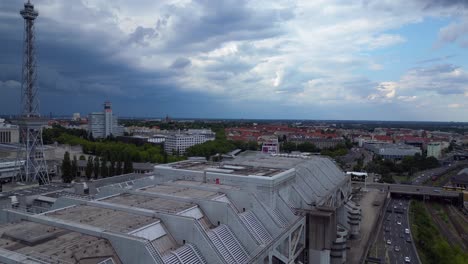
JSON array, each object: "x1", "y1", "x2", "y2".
[
  {"x1": 427, "y1": 142, "x2": 442, "y2": 159},
  {"x1": 72, "y1": 113, "x2": 81, "y2": 121},
  {"x1": 164, "y1": 129, "x2": 215, "y2": 155},
  {"x1": 88, "y1": 102, "x2": 124, "y2": 138}
]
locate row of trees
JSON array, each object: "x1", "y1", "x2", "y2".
[
  {"x1": 282, "y1": 141, "x2": 350, "y2": 158},
  {"x1": 185, "y1": 129, "x2": 353, "y2": 159},
  {"x1": 410, "y1": 201, "x2": 467, "y2": 264},
  {"x1": 43, "y1": 125, "x2": 91, "y2": 144},
  {"x1": 365, "y1": 154, "x2": 439, "y2": 176},
  {"x1": 43, "y1": 125, "x2": 185, "y2": 164},
  {"x1": 281, "y1": 142, "x2": 321, "y2": 153},
  {"x1": 61, "y1": 152, "x2": 134, "y2": 183},
  {"x1": 185, "y1": 129, "x2": 238, "y2": 158},
  {"x1": 54, "y1": 133, "x2": 184, "y2": 164}
]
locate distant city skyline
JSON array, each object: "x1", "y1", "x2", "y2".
[{"x1": 1, "y1": 0, "x2": 468, "y2": 121}]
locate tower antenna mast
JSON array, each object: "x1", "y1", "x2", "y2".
[{"x1": 15, "y1": 0, "x2": 49, "y2": 184}]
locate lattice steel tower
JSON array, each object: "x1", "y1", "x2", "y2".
[{"x1": 15, "y1": 0, "x2": 49, "y2": 184}]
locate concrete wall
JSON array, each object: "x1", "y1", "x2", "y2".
[{"x1": 309, "y1": 249, "x2": 331, "y2": 264}]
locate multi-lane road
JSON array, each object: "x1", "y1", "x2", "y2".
[
  {"x1": 411, "y1": 160, "x2": 468, "y2": 185},
  {"x1": 380, "y1": 198, "x2": 419, "y2": 264}
]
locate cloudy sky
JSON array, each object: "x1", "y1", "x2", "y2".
[{"x1": 1, "y1": 0, "x2": 468, "y2": 121}]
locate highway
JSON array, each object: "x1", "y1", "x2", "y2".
[
  {"x1": 411, "y1": 160, "x2": 467, "y2": 185},
  {"x1": 381, "y1": 198, "x2": 419, "y2": 264}
]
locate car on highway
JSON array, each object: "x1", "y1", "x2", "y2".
[
  {"x1": 387, "y1": 239, "x2": 392, "y2": 245},
  {"x1": 394, "y1": 245, "x2": 400, "y2": 252},
  {"x1": 405, "y1": 228, "x2": 410, "y2": 234},
  {"x1": 406, "y1": 237, "x2": 412, "y2": 243},
  {"x1": 397, "y1": 221, "x2": 401, "y2": 225},
  {"x1": 433, "y1": 189, "x2": 441, "y2": 193},
  {"x1": 405, "y1": 256, "x2": 411, "y2": 263}
]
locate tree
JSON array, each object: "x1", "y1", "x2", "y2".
[
  {"x1": 79, "y1": 155, "x2": 86, "y2": 160},
  {"x1": 109, "y1": 160, "x2": 116, "y2": 177},
  {"x1": 281, "y1": 142, "x2": 297, "y2": 153},
  {"x1": 71, "y1": 155, "x2": 78, "y2": 179},
  {"x1": 100, "y1": 157, "x2": 108, "y2": 178},
  {"x1": 85, "y1": 156, "x2": 93, "y2": 180},
  {"x1": 116, "y1": 160, "x2": 123, "y2": 175},
  {"x1": 93, "y1": 157, "x2": 100, "y2": 179},
  {"x1": 124, "y1": 155, "x2": 133, "y2": 174},
  {"x1": 61, "y1": 152, "x2": 72, "y2": 183},
  {"x1": 297, "y1": 142, "x2": 319, "y2": 153}
]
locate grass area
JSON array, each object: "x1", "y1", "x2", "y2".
[
  {"x1": 409, "y1": 201, "x2": 468, "y2": 264},
  {"x1": 393, "y1": 175, "x2": 412, "y2": 183},
  {"x1": 431, "y1": 203, "x2": 449, "y2": 223},
  {"x1": 409, "y1": 201, "x2": 429, "y2": 264}
]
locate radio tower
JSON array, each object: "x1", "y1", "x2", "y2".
[{"x1": 15, "y1": 0, "x2": 49, "y2": 184}]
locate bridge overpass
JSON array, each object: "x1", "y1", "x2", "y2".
[{"x1": 352, "y1": 182, "x2": 463, "y2": 205}]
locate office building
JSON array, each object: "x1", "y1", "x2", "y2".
[
  {"x1": 164, "y1": 129, "x2": 215, "y2": 155},
  {"x1": 0, "y1": 151, "x2": 360, "y2": 264},
  {"x1": 364, "y1": 142, "x2": 421, "y2": 160},
  {"x1": 0, "y1": 119, "x2": 19, "y2": 144},
  {"x1": 88, "y1": 101, "x2": 124, "y2": 138},
  {"x1": 427, "y1": 142, "x2": 442, "y2": 159}
]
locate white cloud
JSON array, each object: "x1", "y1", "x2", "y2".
[
  {"x1": 368, "y1": 82, "x2": 397, "y2": 101},
  {"x1": 0, "y1": 80, "x2": 20, "y2": 89},
  {"x1": 448, "y1": 103, "x2": 462, "y2": 108}
]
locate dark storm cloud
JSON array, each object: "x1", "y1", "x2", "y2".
[
  {"x1": 159, "y1": 0, "x2": 293, "y2": 52},
  {"x1": 127, "y1": 26, "x2": 158, "y2": 46},
  {"x1": 170, "y1": 58, "x2": 191, "y2": 69},
  {"x1": 0, "y1": 0, "x2": 293, "y2": 113},
  {"x1": 0, "y1": 1, "x2": 178, "y2": 105}
]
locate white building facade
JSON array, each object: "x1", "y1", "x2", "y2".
[
  {"x1": 164, "y1": 129, "x2": 215, "y2": 155},
  {"x1": 88, "y1": 102, "x2": 124, "y2": 139},
  {"x1": 427, "y1": 142, "x2": 442, "y2": 159},
  {"x1": 0, "y1": 119, "x2": 19, "y2": 144}
]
